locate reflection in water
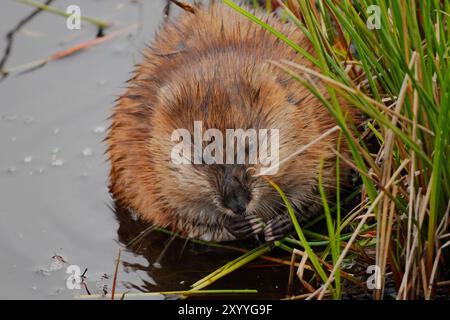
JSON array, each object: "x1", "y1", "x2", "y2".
[{"x1": 112, "y1": 204, "x2": 292, "y2": 299}]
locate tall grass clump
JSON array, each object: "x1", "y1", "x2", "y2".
[{"x1": 211, "y1": 0, "x2": 449, "y2": 300}]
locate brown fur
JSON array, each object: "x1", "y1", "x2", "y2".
[{"x1": 106, "y1": 3, "x2": 355, "y2": 241}]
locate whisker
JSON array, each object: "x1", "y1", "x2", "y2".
[{"x1": 254, "y1": 126, "x2": 340, "y2": 177}]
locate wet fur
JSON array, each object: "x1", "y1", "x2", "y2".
[{"x1": 107, "y1": 3, "x2": 355, "y2": 241}]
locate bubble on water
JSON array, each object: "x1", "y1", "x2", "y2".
[
  {"x1": 30, "y1": 286, "x2": 38, "y2": 291},
  {"x1": 51, "y1": 159, "x2": 64, "y2": 167},
  {"x1": 53, "y1": 288, "x2": 64, "y2": 295},
  {"x1": 24, "y1": 116, "x2": 35, "y2": 125},
  {"x1": 97, "y1": 79, "x2": 108, "y2": 86},
  {"x1": 112, "y1": 44, "x2": 127, "y2": 55},
  {"x1": 53, "y1": 128, "x2": 60, "y2": 135},
  {"x1": 24, "y1": 156, "x2": 33, "y2": 164},
  {"x1": 51, "y1": 155, "x2": 64, "y2": 167},
  {"x1": 10, "y1": 136, "x2": 17, "y2": 142},
  {"x1": 29, "y1": 171, "x2": 34, "y2": 175},
  {"x1": 51, "y1": 147, "x2": 60, "y2": 154},
  {"x1": 82, "y1": 148, "x2": 93, "y2": 157},
  {"x1": 36, "y1": 268, "x2": 51, "y2": 277},
  {"x1": 6, "y1": 167, "x2": 17, "y2": 174},
  {"x1": 37, "y1": 168, "x2": 44, "y2": 174},
  {"x1": 93, "y1": 126, "x2": 106, "y2": 134},
  {"x1": 80, "y1": 172, "x2": 89, "y2": 178},
  {"x1": 2, "y1": 114, "x2": 18, "y2": 122}
]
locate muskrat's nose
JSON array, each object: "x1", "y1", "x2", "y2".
[
  {"x1": 223, "y1": 179, "x2": 250, "y2": 215},
  {"x1": 223, "y1": 189, "x2": 249, "y2": 214}
]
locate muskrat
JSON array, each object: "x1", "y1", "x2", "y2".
[{"x1": 107, "y1": 2, "x2": 355, "y2": 242}]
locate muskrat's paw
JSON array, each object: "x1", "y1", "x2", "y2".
[
  {"x1": 226, "y1": 215, "x2": 265, "y2": 240},
  {"x1": 264, "y1": 215, "x2": 293, "y2": 242}
]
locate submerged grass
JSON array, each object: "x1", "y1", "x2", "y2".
[{"x1": 77, "y1": 289, "x2": 258, "y2": 300}]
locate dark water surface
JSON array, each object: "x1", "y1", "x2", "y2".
[{"x1": 0, "y1": 0, "x2": 289, "y2": 299}]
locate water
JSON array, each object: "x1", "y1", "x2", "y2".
[{"x1": 0, "y1": 0, "x2": 289, "y2": 300}]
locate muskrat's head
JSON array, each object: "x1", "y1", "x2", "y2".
[{"x1": 147, "y1": 63, "x2": 335, "y2": 240}]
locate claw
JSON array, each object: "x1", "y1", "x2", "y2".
[
  {"x1": 264, "y1": 215, "x2": 293, "y2": 242},
  {"x1": 226, "y1": 215, "x2": 265, "y2": 240}
]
